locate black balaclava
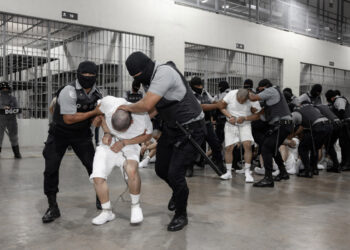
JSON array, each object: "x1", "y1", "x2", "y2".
[
  {"x1": 125, "y1": 52, "x2": 155, "y2": 91},
  {"x1": 283, "y1": 88, "x2": 293, "y2": 96},
  {"x1": 218, "y1": 80, "x2": 229, "y2": 93},
  {"x1": 132, "y1": 80, "x2": 140, "y2": 93},
  {"x1": 310, "y1": 84, "x2": 322, "y2": 97},
  {"x1": 77, "y1": 61, "x2": 98, "y2": 89},
  {"x1": 283, "y1": 90, "x2": 292, "y2": 103},
  {"x1": 325, "y1": 89, "x2": 336, "y2": 103},
  {"x1": 189, "y1": 77, "x2": 204, "y2": 94},
  {"x1": 243, "y1": 79, "x2": 253, "y2": 90},
  {"x1": 258, "y1": 79, "x2": 272, "y2": 92},
  {"x1": 334, "y1": 90, "x2": 341, "y2": 96}
]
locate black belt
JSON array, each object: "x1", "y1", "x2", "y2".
[
  {"x1": 273, "y1": 119, "x2": 293, "y2": 125},
  {"x1": 182, "y1": 119, "x2": 205, "y2": 130},
  {"x1": 314, "y1": 120, "x2": 331, "y2": 126}
]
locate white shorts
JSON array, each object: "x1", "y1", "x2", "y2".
[
  {"x1": 224, "y1": 123, "x2": 254, "y2": 147},
  {"x1": 89, "y1": 143, "x2": 141, "y2": 182}
]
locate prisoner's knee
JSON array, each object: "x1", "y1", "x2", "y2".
[
  {"x1": 225, "y1": 144, "x2": 235, "y2": 153},
  {"x1": 125, "y1": 160, "x2": 139, "y2": 180},
  {"x1": 93, "y1": 177, "x2": 106, "y2": 186}
]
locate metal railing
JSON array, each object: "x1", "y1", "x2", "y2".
[
  {"x1": 300, "y1": 62, "x2": 350, "y2": 101},
  {"x1": 0, "y1": 13, "x2": 153, "y2": 119},
  {"x1": 185, "y1": 42, "x2": 283, "y2": 96}
]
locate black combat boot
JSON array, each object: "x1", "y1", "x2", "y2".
[
  {"x1": 12, "y1": 145, "x2": 22, "y2": 159},
  {"x1": 298, "y1": 167, "x2": 313, "y2": 178},
  {"x1": 168, "y1": 195, "x2": 176, "y2": 211},
  {"x1": 42, "y1": 195, "x2": 61, "y2": 223},
  {"x1": 167, "y1": 211, "x2": 188, "y2": 232},
  {"x1": 341, "y1": 160, "x2": 350, "y2": 171},
  {"x1": 253, "y1": 176, "x2": 274, "y2": 187},
  {"x1": 274, "y1": 170, "x2": 290, "y2": 182},
  {"x1": 327, "y1": 162, "x2": 341, "y2": 173}
]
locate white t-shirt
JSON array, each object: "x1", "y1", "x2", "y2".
[
  {"x1": 223, "y1": 89, "x2": 258, "y2": 126},
  {"x1": 99, "y1": 96, "x2": 153, "y2": 140}
]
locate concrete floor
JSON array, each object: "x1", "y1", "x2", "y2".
[{"x1": 0, "y1": 148, "x2": 350, "y2": 250}]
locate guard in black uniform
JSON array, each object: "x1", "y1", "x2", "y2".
[
  {"x1": 0, "y1": 81, "x2": 21, "y2": 158},
  {"x1": 249, "y1": 79, "x2": 293, "y2": 187},
  {"x1": 125, "y1": 80, "x2": 143, "y2": 103},
  {"x1": 293, "y1": 102, "x2": 332, "y2": 177},
  {"x1": 188, "y1": 76, "x2": 226, "y2": 177},
  {"x1": 121, "y1": 52, "x2": 208, "y2": 231},
  {"x1": 42, "y1": 61, "x2": 102, "y2": 223},
  {"x1": 314, "y1": 104, "x2": 342, "y2": 173},
  {"x1": 296, "y1": 84, "x2": 323, "y2": 105},
  {"x1": 325, "y1": 90, "x2": 350, "y2": 171}
]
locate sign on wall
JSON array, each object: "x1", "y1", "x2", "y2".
[{"x1": 62, "y1": 11, "x2": 78, "y2": 20}]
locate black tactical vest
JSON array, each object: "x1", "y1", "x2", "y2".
[
  {"x1": 333, "y1": 96, "x2": 350, "y2": 119},
  {"x1": 295, "y1": 103, "x2": 324, "y2": 128},
  {"x1": 0, "y1": 93, "x2": 17, "y2": 119},
  {"x1": 126, "y1": 91, "x2": 143, "y2": 103},
  {"x1": 264, "y1": 86, "x2": 291, "y2": 122},
  {"x1": 306, "y1": 92, "x2": 322, "y2": 105},
  {"x1": 314, "y1": 104, "x2": 339, "y2": 121},
  {"x1": 194, "y1": 90, "x2": 212, "y2": 121},
  {"x1": 52, "y1": 82, "x2": 102, "y2": 136},
  {"x1": 152, "y1": 62, "x2": 203, "y2": 127}
]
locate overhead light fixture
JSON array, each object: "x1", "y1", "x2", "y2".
[
  {"x1": 222, "y1": 4, "x2": 229, "y2": 9},
  {"x1": 337, "y1": 36, "x2": 341, "y2": 40},
  {"x1": 201, "y1": 0, "x2": 208, "y2": 3},
  {"x1": 246, "y1": 4, "x2": 257, "y2": 10},
  {"x1": 306, "y1": 28, "x2": 311, "y2": 32}
]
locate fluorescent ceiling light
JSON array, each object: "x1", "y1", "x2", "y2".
[
  {"x1": 246, "y1": 4, "x2": 257, "y2": 10},
  {"x1": 306, "y1": 28, "x2": 311, "y2": 32},
  {"x1": 201, "y1": 0, "x2": 208, "y2": 3},
  {"x1": 222, "y1": 4, "x2": 229, "y2": 9}
]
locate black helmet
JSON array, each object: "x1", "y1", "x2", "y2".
[
  {"x1": 77, "y1": 61, "x2": 98, "y2": 75},
  {"x1": 0, "y1": 81, "x2": 11, "y2": 91},
  {"x1": 258, "y1": 79, "x2": 272, "y2": 88},
  {"x1": 310, "y1": 84, "x2": 322, "y2": 97},
  {"x1": 218, "y1": 80, "x2": 229, "y2": 93},
  {"x1": 325, "y1": 89, "x2": 336, "y2": 103},
  {"x1": 243, "y1": 79, "x2": 253, "y2": 89},
  {"x1": 189, "y1": 76, "x2": 203, "y2": 87}
]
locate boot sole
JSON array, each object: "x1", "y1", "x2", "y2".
[
  {"x1": 42, "y1": 214, "x2": 60, "y2": 223},
  {"x1": 167, "y1": 221, "x2": 188, "y2": 232}
]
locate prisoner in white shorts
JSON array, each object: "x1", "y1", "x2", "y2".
[
  {"x1": 90, "y1": 96, "x2": 153, "y2": 226},
  {"x1": 90, "y1": 142, "x2": 141, "y2": 181},
  {"x1": 220, "y1": 88, "x2": 260, "y2": 182}
]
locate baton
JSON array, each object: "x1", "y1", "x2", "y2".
[
  {"x1": 175, "y1": 121, "x2": 223, "y2": 176},
  {"x1": 309, "y1": 121, "x2": 317, "y2": 156},
  {"x1": 274, "y1": 120, "x2": 281, "y2": 157}
]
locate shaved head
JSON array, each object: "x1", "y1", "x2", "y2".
[
  {"x1": 236, "y1": 88, "x2": 249, "y2": 104},
  {"x1": 112, "y1": 110, "x2": 132, "y2": 132}
]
